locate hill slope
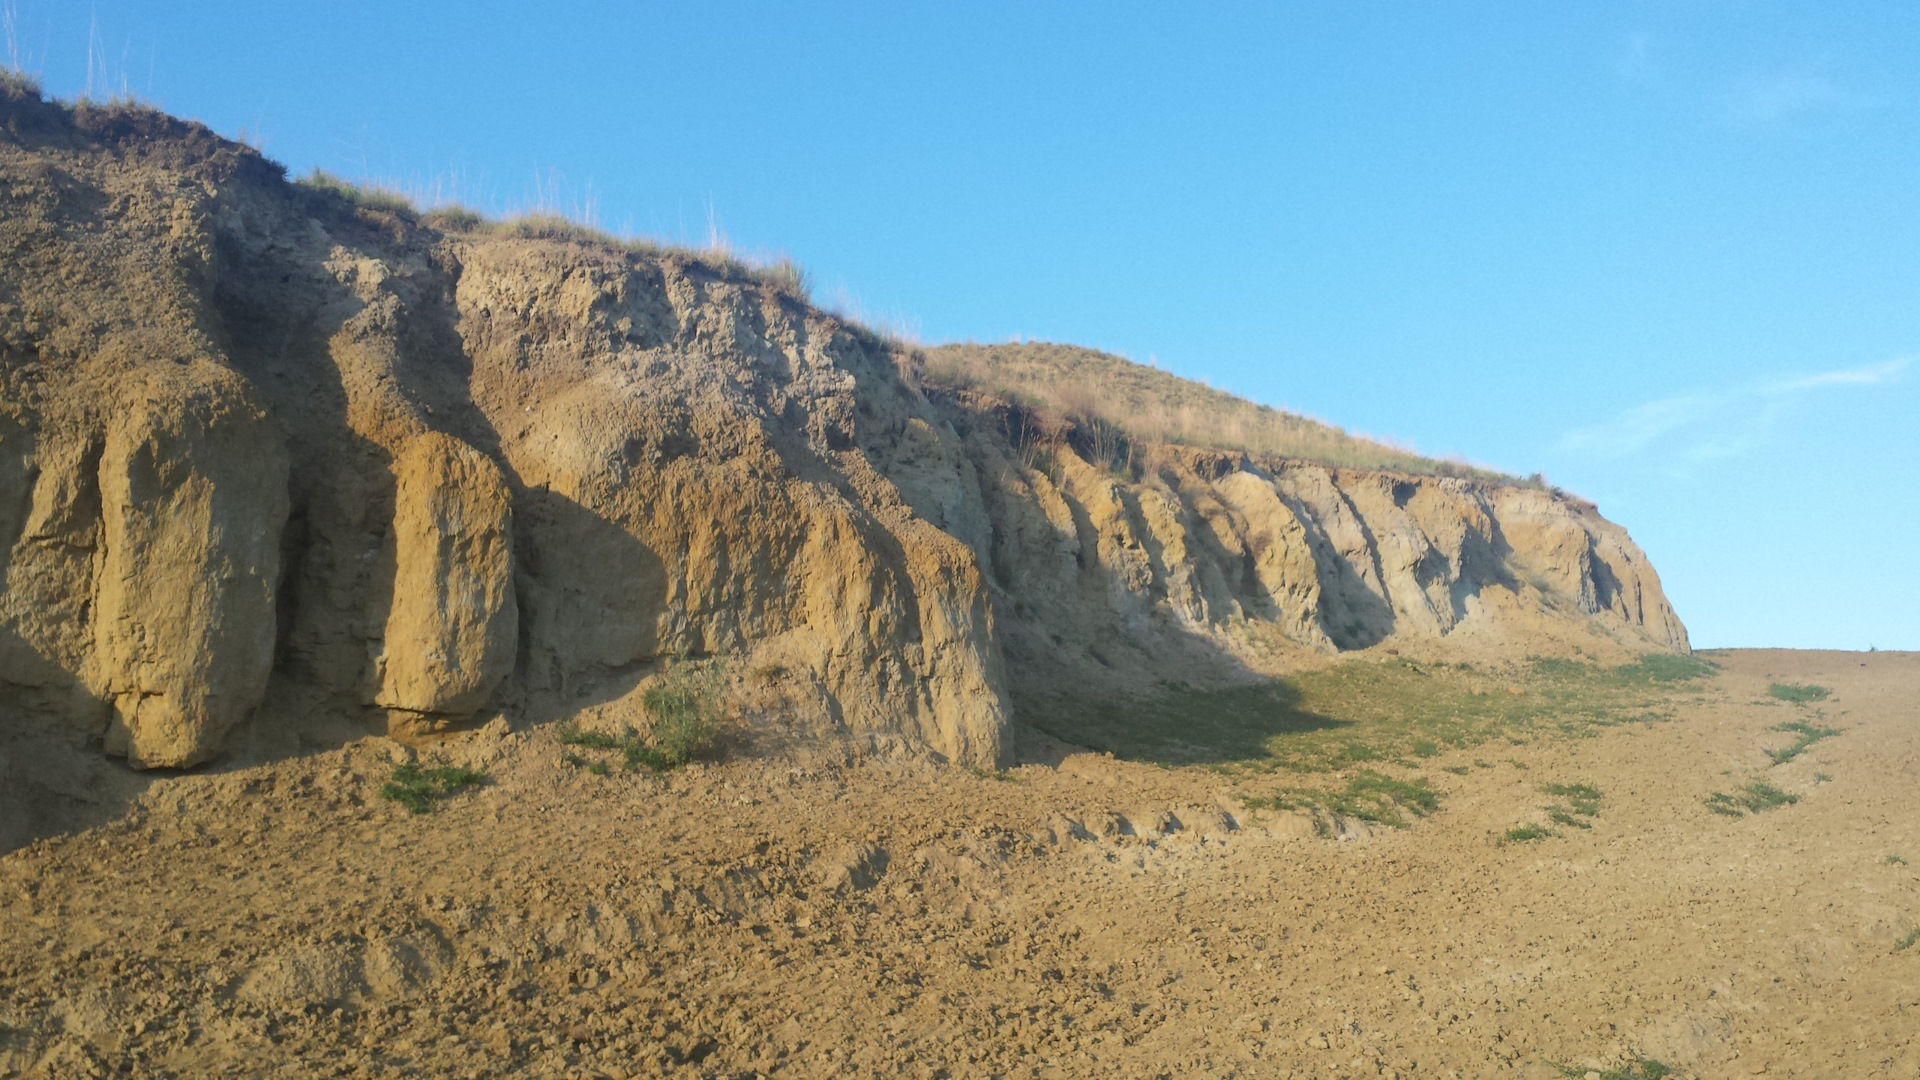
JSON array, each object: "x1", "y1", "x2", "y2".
[
  {"x1": 921, "y1": 340, "x2": 1514, "y2": 479},
  {"x1": 0, "y1": 89, "x2": 1684, "y2": 812}
]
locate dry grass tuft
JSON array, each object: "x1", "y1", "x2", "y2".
[{"x1": 917, "y1": 342, "x2": 1531, "y2": 481}]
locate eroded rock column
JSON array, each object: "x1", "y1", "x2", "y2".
[
  {"x1": 375, "y1": 431, "x2": 517, "y2": 731},
  {"x1": 96, "y1": 375, "x2": 290, "y2": 768}
]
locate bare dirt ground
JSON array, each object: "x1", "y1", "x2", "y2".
[{"x1": 2, "y1": 649, "x2": 1916, "y2": 1079}]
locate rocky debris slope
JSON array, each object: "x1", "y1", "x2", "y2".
[{"x1": 0, "y1": 91, "x2": 1685, "y2": 785}]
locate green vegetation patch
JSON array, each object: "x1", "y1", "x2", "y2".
[
  {"x1": 1765, "y1": 719, "x2": 1844, "y2": 765},
  {"x1": 558, "y1": 658, "x2": 727, "y2": 774},
  {"x1": 1243, "y1": 769, "x2": 1443, "y2": 830},
  {"x1": 1501, "y1": 824, "x2": 1555, "y2": 844},
  {"x1": 1767, "y1": 682, "x2": 1831, "y2": 704},
  {"x1": 1542, "y1": 782, "x2": 1604, "y2": 829},
  {"x1": 1705, "y1": 780, "x2": 1799, "y2": 818},
  {"x1": 1896, "y1": 926, "x2": 1920, "y2": 953},
  {"x1": 1027, "y1": 653, "x2": 1717, "y2": 773},
  {"x1": 1550, "y1": 1056, "x2": 1672, "y2": 1080},
  {"x1": 381, "y1": 761, "x2": 489, "y2": 814}
]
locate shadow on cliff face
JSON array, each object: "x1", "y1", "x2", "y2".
[
  {"x1": 506, "y1": 483, "x2": 669, "y2": 725},
  {"x1": 0, "y1": 626, "x2": 156, "y2": 856}
]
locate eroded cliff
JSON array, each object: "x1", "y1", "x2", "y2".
[{"x1": 0, "y1": 91, "x2": 1686, "y2": 786}]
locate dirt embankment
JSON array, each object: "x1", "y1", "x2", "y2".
[
  {"x1": 1, "y1": 89, "x2": 1681, "y2": 827},
  {"x1": 2, "y1": 650, "x2": 1915, "y2": 1079}
]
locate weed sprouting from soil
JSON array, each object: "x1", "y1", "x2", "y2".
[
  {"x1": 1501, "y1": 824, "x2": 1555, "y2": 844},
  {"x1": 1542, "y1": 782, "x2": 1604, "y2": 815},
  {"x1": 1888, "y1": 854, "x2": 1910, "y2": 867},
  {"x1": 1705, "y1": 780, "x2": 1799, "y2": 817},
  {"x1": 1895, "y1": 926, "x2": 1920, "y2": 953},
  {"x1": 1767, "y1": 682, "x2": 1831, "y2": 704},
  {"x1": 1028, "y1": 654, "x2": 1718, "y2": 773},
  {"x1": 380, "y1": 761, "x2": 489, "y2": 814},
  {"x1": 1765, "y1": 719, "x2": 1844, "y2": 765},
  {"x1": 1550, "y1": 1056, "x2": 1673, "y2": 1080}
]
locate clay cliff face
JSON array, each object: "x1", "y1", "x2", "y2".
[{"x1": 0, "y1": 93, "x2": 1686, "y2": 774}]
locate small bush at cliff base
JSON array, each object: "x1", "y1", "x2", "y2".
[
  {"x1": 628, "y1": 658, "x2": 728, "y2": 770},
  {"x1": 381, "y1": 761, "x2": 488, "y2": 814}
]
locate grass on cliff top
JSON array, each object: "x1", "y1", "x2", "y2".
[
  {"x1": 292, "y1": 169, "x2": 811, "y2": 302},
  {"x1": 1026, "y1": 652, "x2": 1718, "y2": 775},
  {"x1": 919, "y1": 341, "x2": 1539, "y2": 483}
]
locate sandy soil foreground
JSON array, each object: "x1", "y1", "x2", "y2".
[{"x1": 1, "y1": 649, "x2": 1915, "y2": 1079}]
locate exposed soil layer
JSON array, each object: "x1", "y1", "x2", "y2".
[{"x1": 3, "y1": 649, "x2": 1915, "y2": 1079}]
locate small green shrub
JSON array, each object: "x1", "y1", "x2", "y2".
[
  {"x1": 1441, "y1": 764, "x2": 1471, "y2": 775},
  {"x1": 554, "y1": 660, "x2": 729, "y2": 774},
  {"x1": 380, "y1": 761, "x2": 488, "y2": 814},
  {"x1": 1888, "y1": 854, "x2": 1909, "y2": 867},
  {"x1": 637, "y1": 659, "x2": 725, "y2": 768},
  {"x1": 1705, "y1": 780, "x2": 1798, "y2": 817},
  {"x1": 1895, "y1": 926, "x2": 1919, "y2": 953},
  {"x1": 1767, "y1": 682, "x2": 1830, "y2": 704}
]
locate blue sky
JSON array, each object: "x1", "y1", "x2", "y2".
[{"x1": 12, "y1": 2, "x2": 1916, "y2": 650}]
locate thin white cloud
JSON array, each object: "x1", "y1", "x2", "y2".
[
  {"x1": 1558, "y1": 357, "x2": 1909, "y2": 465},
  {"x1": 1559, "y1": 394, "x2": 1715, "y2": 457},
  {"x1": 1728, "y1": 70, "x2": 1884, "y2": 124},
  {"x1": 1762, "y1": 357, "x2": 1909, "y2": 394}
]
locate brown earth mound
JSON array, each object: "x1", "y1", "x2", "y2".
[{"x1": 1, "y1": 90, "x2": 1684, "y2": 829}]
